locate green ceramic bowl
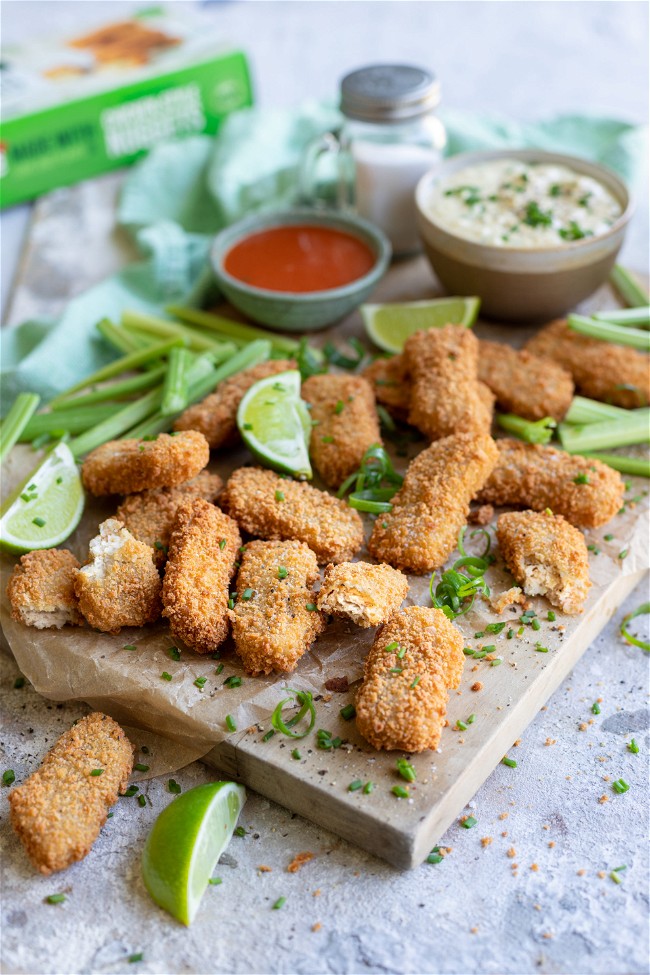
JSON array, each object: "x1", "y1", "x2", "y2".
[{"x1": 210, "y1": 208, "x2": 391, "y2": 331}]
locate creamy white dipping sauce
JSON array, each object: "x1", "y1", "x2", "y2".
[{"x1": 426, "y1": 159, "x2": 622, "y2": 248}]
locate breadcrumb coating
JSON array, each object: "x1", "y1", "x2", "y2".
[
  {"x1": 355, "y1": 606, "x2": 465, "y2": 752},
  {"x1": 116, "y1": 471, "x2": 223, "y2": 568},
  {"x1": 162, "y1": 499, "x2": 241, "y2": 654},
  {"x1": 497, "y1": 510, "x2": 591, "y2": 614},
  {"x1": 368, "y1": 433, "x2": 499, "y2": 574},
  {"x1": 7, "y1": 549, "x2": 82, "y2": 629},
  {"x1": 490, "y1": 586, "x2": 525, "y2": 614},
  {"x1": 404, "y1": 326, "x2": 492, "y2": 440},
  {"x1": 525, "y1": 318, "x2": 650, "y2": 408},
  {"x1": 229, "y1": 540, "x2": 325, "y2": 675},
  {"x1": 316, "y1": 561, "x2": 409, "y2": 627},
  {"x1": 478, "y1": 339, "x2": 574, "y2": 421},
  {"x1": 8, "y1": 712, "x2": 133, "y2": 875},
  {"x1": 75, "y1": 519, "x2": 161, "y2": 633},
  {"x1": 362, "y1": 355, "x2": 410, "y2": 420},
  {"x1": 82, "y1": 431, "x2": 209, "y2": 496},
  {"x1": 302, "y1": 373, "x2": 381, "y2": 488},
  {"x1": 477, "y1": 439, "x2": 624, "y2": 528},
  {"x1": 220, "y1": 467, "x2": 364, "y2": 564},
  {"x1": 173, "y1": 360, "x2": 295, "y2": 448}
]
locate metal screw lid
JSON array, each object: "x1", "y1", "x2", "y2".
[{"x1": 340, "y1": 64, "x2": 440, "y2": 123}]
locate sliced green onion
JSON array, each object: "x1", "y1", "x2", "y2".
[
  {"x1": 392, "y1": 785, "x2": 409, "y2": 798},
  {"x1": 167, "y1": 305, "x2": 299, "y2": 355},
  {"x1": 340, "y1": 704, "x2": 356, "y2": 721},
  {"x1": 291, "y1": 748, "x2": 301, "y2": 760},
  {"x1": 620, "y1": 602, "x2": 650, "y2": 651},
  {"x1": 610, "y1": 265, "x2": 649, "y2": 308},
  {"x1": 225, "y1": 715, "x2": 237, "y2": 733},
  {"x1": 461, "y1": 816, "x2": 477, "y2": 829},
  {"x1": 363, "y1": 781, "x2": 374, "y2": 794},
  {"x1": 502, "y1": 757, "x2": 517, "y2": 768},
  {"x1": 496, "y1": 414, "x2": 556, "y2": 444},
  {"x1": 567, "y1": 313, "x2": 650, "y2": 351},
  {"x1": 559, "y1": 413, "x2": 650, "y2": 453},
  {"x1": 628, "y1": 738, "x2": 639, "y2": 753},
  {"x1": 573, "y1": 452, "x2": 650, "y2": 478},
  {"x1": 612, "y1": 778, "x2": 630, "y2": 794},
  {"x1": 396, "y1": 758, "x2": 416, "y2": 782},
  {"x1": 272, "y1": 897, "x2": 286, "y2": 910},
  {"x1": 324, "y1": 337, "x2": 365, "y2": 370},
  {"x1": 348, "y1": 488, "x2": 395, "y2": 513},
  {"x1": 45, "y1": 893, "x2": 66, "y2": 904},
  {"x1": 593, "y1": 306, "x2": 650, "y2": 328},
  {"x1": 271, "y1": 688, "x2": 316, "y2": 739},
  {"x1": 3, "y1": 769, "x2": 16, "y2": 786},
  {"x1": 348, "y1": 779, "x2": 364, "y2": 792},
  {"x1": 161, "y1": 347, "x2": 193, "y2": 416},
  {"x1": 0, "y1": 393, "x2": 41, "y2": 462}
]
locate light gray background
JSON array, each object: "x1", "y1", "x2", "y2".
[{"x1": 1, "y1": 3, "x2": 649, "y2": 975}]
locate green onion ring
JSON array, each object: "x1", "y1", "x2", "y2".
[
  {"x1": 620, "y1": 603, "x2": 650, "y2": 652},
  {"x1": 458, "y1": 526, "x2": 491, "y2": 559},
  {"x1": 271, "y1": 689, "x2": 316, "y2": 738}
]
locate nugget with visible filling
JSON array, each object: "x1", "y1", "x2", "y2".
[
  {"x1": 116, "y1": 471, "x2": 223, "y2": 568},
  {"x1": 404, "y1": 326, "x2": 492, "y2": 440},
  {"x1": 497, "y1": 510, "x2": 591, "y2": 614},
  {"x1": 477, "y1": 439, "x2": 624, "y2": 528},
  {"x1": 316, "y1": 561, "x2": 409, "y2": 627},
  {"x1": 173, "y1": 360, "x2": 296, "y2": 448},
  {"x1": 302, "y1": 373, "x2": 381, "y2": 488},
  {"x1": 477, "y1": 339, "x2": 574, "y2": 421},
  {"x1": 525, "y1": 318, "x2": 650, "y2": 408},
  {"x1": 229, "y1": 540, "x2": 325, "y2": 675},
  {"x1": 356, "y1": 606, "x2": 465, "y2": 752},
  {"x1": 7, "y1": 549, "x2": 83, "y2": 629},
  {"x1": 220, "y1": 467, "x2": 364, "y2": 564},
  {"x1": 8, "y1": 712, "x2": 133, "y2": 874},
  {"x1": 363, "y1": 355, "x2": 411, "y2": 420},
  {"x1": 74, "y1": 519, "x2": 161, "y2": 632},
  {"x1": 162, "y1": 499, "x2": 241, "y2": 654},
  {"x1": 368, "y1": 433, "x2": 499, "y2": 574},
  {"x1": 82, "y1": 431, "x2": 209, "y2": 496}
]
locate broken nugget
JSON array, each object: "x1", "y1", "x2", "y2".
[
  {"x1": 7, "y1": 549, "x2": 83, "y2": 629},
  {"x1": 316, "y1": 561, "x2": 409, "y2": 627}
]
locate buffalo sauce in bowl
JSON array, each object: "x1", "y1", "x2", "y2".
[{"x1": 223, "y1": 224, "x2": 376, "y2": 293}]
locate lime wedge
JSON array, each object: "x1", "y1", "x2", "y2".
[
  {"x1": 237, "y1": 369, "x2": 312, "y2": 479},
  {"x1": 0, "y1": 443, "x2": 84, "y2": 554},
  {"x1": 361, "y1": 296, "x2": 480, "y2": 353},
  {"x1": 142, "y1": 781, "x2": 246, "y2": 926}
]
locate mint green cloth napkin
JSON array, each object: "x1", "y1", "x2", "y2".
[{"x1": 2, "y1": 107, "x2": 647, "y2": 412}]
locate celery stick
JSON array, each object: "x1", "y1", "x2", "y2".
[
  {"x1": 0, "y1": 394, "x2": 41, "y2": 462},
  {"x1": 559, "y1": 412, "x2": 650, "y2": 453},
  {"x1": 161, "y1": 348, "x2": 192, "y2": 416},
  {"x1": 568, "y1": 314, "x2": 650, "y2": 351},
  {"x1": 68, "y1": 387, "x2": 163, "y2": 458},
  {"x1": 564, "y1": 396, "x2": 633, "y2": 424},
  {"x1": 496, "y1": 414, "x2": 557, "y2": 444},
  {"x1": 610, "y1": 265, "x2": 650, "y2": 308},
  {"x1": 20, "y1": 404, "x2": 117, "y2": 439},
  {"x1": 53, "y1": 366, "x2": 167, "y2": 409},
  {"x1": 593, "y1": 307, "x2": 650, "y2": 328},
  {"x1": 96, "y1": 318, "x2": 147, "y2": 355},
  {"x1": 576, "y1": 451, "x2": 650, "y2": 478},
  {"x1": 121, "y1": 310, "x2": 223, "y2": 353},
  {"x1": 167, "y1": 305, "x2": 300, "y2": 355}
]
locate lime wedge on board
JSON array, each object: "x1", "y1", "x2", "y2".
[
  {"x1": 361, "y1": 296, "x2": 480, "y2": 353},
  {"x1": 142, "y1": 781, "x2": 246, "y2": 926},
  {"x1": 0, "y1": 443, "x2": 84, "y2": 554},
  {"x1": 237, "y1": 369, "x2": 312, "y2": 479}
]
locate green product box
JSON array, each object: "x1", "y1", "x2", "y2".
[{"x1": 0, "y1": 9, "x2": 253, "y2": 208}]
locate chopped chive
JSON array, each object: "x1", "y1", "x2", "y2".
[
  {"x1": 45, "y1": 893, "x2": 66, "y2": 904},
  {"x1": 535, "y1": 644, "x2": 549, "y2": 653},
  {"x1": 618, "y1": 549, "x2": 629, "y2": 560},
  {"x1": 461, "y1": 816, "x2": 477, "y2": 829},
  {"x1": 361, "y1": 781, "x2": 374, "y2": 795},
  {"x1": 531, "y1": 618, "x2": 541, "y2": 631},
  {"x1": 224, "y1": 675, "x2": 242, "y2": 688},
  {"x1": 485, "y1": 622, "x2": 506, "y2": 634},
  {"x1": 168, "y1": 779, "x2": 181, "y2": 794},
  {"x1": 612, "y1": 778, "x2": 630, "y2": 794},
  {"x1": 234, "y1": 826, "x2": 247, "y2": 837},
  {"x1": 138, "y1": 795, "x2": 147, "y2": 808},
  {"x1": 305, "y1": 602, "x2": 317, "y2": 612},
  {"x1": 219, "y1": 538, "x2": 227, "y2": 550},
  {"x1": 456, "y1": 720, "x2": 468, "y2": 731},
  {"x1": 208, "y1": 877, "x2": 222, "y2": 886},
  {"x1": 410, "y1": 676, "x2": 421, "y2": 689},
  {"x1": 167, "y1": 646, "x2": 181, "y2": 661},
  {"x1": 502, "y1": 757, "x2": 517, "y2": 768},
  {"x1": 121, "y1": 785, "x2": 139, "y2": 797},
  {"x1": 225, "y1": 715, "x2": 237, "y2": 733},
  {"x1": 128, "y1": 953, "x2": 144, "y2": 963},
  {"x1": 604, "y1": 534, "x2": 614, "y2": 542},
  {"x1": 547, "y1": 611, "x2": 556, "y2": 621},
  {"x1": 241, "y1": 588, "x2": 254, "y2": 601},
  {"x1": 194, "y1": 676, "x2": 207, "y2": 691},
  {"x1": 262, "y1": 730, "x2": 275, "y2": 742},
  {"x1": 573, "y1": 473, "x2": 590, "y2": 484},
  {"x1": 32, "y1": 516, "x2": 46, "y2": 527},
  {"x1": 134, "y1": 763, "x2": 150, "y2": 773},
  {"x1": 13, "y1": 676, "x2": 25, "y2": 689},
  {"x1": 272, "y1": 897, "x2": 286, "y2": 910},
  {"x1": 592, "y1": 702, "x2": 601, "y2": 715},
  {"x1": 491, "y1": 658, "x2": 503, "y2": 667},
  {"x1": 389, "y1": 667, "x2": 403, "y2": 674},
  {"x1": 507, "y1": 629, "x2": 515, "y2": 639},
  {"x1": 348, "y1": 780, "x2": 364, "y2": 792},
  {"x1": 277, "y1": 566, "x2": 288, "y2": 580},
  {"x1": 340, "y1": 704, "x2": 356, "y2": 721},
  {"x1": 385, "y1": 640, "x2": 399, "y2": 652},
  {"x1": 628, "y1": 738, "x2": 639, "y2": 753},
  {"x1": 275, "y1": 490, "x2": 285, "y2": 502},
  {"x1": 215, "y1": 663, "x2": 224, "y2": 675},
  {"x1": 610, "y1": 870, "x2": 623, "y2": 885},
  {"x1": 3, "y1": 770, "x2": 16, "y2": 786},
  {"x1": 396, "y1": 758, "x2": 416, "y2": 782},
  {"x1": 392, "y1": 785, "x2": 409, "y2": 798},
  {"x1": 474, "y1": 631, "x2": 484, "y2": 639},
  {"x1": 427, "y1": 849, "x2": 444, "y2": 864},
  {"x1": 291, "y1": 748, "x2": 301, "y2": 760},
  {"x1": 334, "y1": 400, "x2": 345, "y2": 414},
  {"x1": 321, "y1": 435, "x2": 334, "y2": 444},
  {"x1": 463, "y1": 647, "x2": 474, "y2": 655},
  {"x1": 90, "y1": 769, "x2": 104, "y2": 777},
  {"x1": 161, "y1": 671, "x2": 172, "y2": 681}
]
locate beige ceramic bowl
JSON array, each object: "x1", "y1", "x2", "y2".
[{"x1": 415, "y1": 149, "x2": 633, "y2": 322}]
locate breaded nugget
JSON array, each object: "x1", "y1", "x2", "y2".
[
  {"x1": 497, "y1": 510, "x2": 591, "y2": 614},
  {"x1": 478, "y1": 339, "x2": 574, "y2": 421},
  {"x1": 229, "y1": 540, "x2": 325, "y2": 675},
  {"x1": 75, "y1": 519, "x2": 161, "y2": 633},
  {"x1": 525, "y1": 318, "x2": 650, "y2": 408},
  {"x1": 404, "y1": 326, "x2": 492, "y2": 440},
  {"x1": 356, "y1": 606, "x2": 465, "y2": 752},
  {"x1": 362, "y1": 355, "x2": 410, "y2": 420},
  {"x1": 7, "y1": 549, "x2": 82, "y2": 629},
  {"x1": 82, "y1": 431, "x2": 209, "y2": 496},
  {"x1": 220, "y1": 467, "x2": 364, "y2": 564},
  {"x1": 116, "y1": 471, "x2": 223, "y2": 568},
  {"x1": 477, "y1": 439, "x2": 624, "y2": 528},
  {"x1": 316, "y1": 561, "x2": 409, "y2": 627},
  {"x1": 173, "y1": 360, "x2": 296, "y2": 448},
  {"x1": 369, "y1": 433, "x2": 499, "y2": 574},
  {"x1": 8, "y1": 712, "x2": 133, "y2": 874},
  {"x1": 162, "y1": 499, "x2": 241, "y2": 654},
  {"x1": 302, "y1": 373, "x2": 381, "y2": 488}
]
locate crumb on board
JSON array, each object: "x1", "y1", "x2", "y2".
[
  {"x1": 542, "y1": 824, "x2": 550, "y2": 830},
  {"x1": 577, "y1": 869, "x2": 586, "y2": 876},
  {"x1": 481, "y1": 837, "x2": 493, "y2": 847},
  {"x1": 545, "y1": 738, "x2": 556, "y2": 746},
  {"x1": 471, "y1": 681, "x2": 483, "y2": 692},
  {"x1": 598, "y1": 871, "x2": 606, "y2": 879},
  {"x1": 531, "y1": 863, "x2": 539, "y2": 871},
  {"x1": 599, "y1": 795, "x2": 609, "y2": 804},
  {"x1": 501, "y1": 831, "x2": 508, "y2": 837},
  {"x1": 470, "y1": 926, "x2": 479, "y2": 935},
  {"x1": 499, "y1": 812, "x2": 509, "y2": 820},
  {"x1": 542, "y1": 933, "x2": 554, "y2": 940},
  {"x1": 548, "y1": 841, "x2": 555, "y2": 848},
  {"x1": 312, "y1": 923, "x2": 322, "y2": 933},
  {"x1": 288, "y1": 852, "x2": 314, "y2": 873},
  {"x1": 258, "y1": 865, "x2": 272, "y2": 873},
  {"x1": 579, "y1": 722, "x2": 588, "y2": 731},
  {"x1": 513, "y1": 738, "x2": 522, "y2": 746},
  {"x1": 313, "y1": 889, "x2": 321, "y2": 897},
  {"x1": 533, "y1": 903, "x2": 542, "y2": 911},
  {"x1": 507, "y1": 847, "x2": 517, "y2": 858}
]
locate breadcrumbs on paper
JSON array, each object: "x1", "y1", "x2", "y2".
[
  {"x1": 287, "y1": 852, "x2": 314, "y2": 873},
  {"x1": 470, "y1": 681, "x2": 483, "y2": 692},
  {"x1": 531, "y1": 863, "x2": 539, "y2": 872},
  {"x1": 258, "y1": 865, "x2": 272, "y2": 873},
  {"x1": 507, "y1": 847, "x2": 516, "y2": 858},
  {"x1": 312, "y1": 923, "x2": 322, "y2": 933},
  {"x1": 599, "y1": 795, "x2": 609, "y2": 804},
  {"x1": 313, "y1": 889, "x2": 321, "y2": 897},
  {"x1": 598, "y1": 871, "x2": 606, "y2": 879},
  {"x1": 542, "y1": 933, "x2": 554, "y2": 940},
  {"x1": 533, "y1": 904, "x2": 542, "y2": 911},
  {"x1": 501, "y1": 831, "x2": 508, "y2": 837},
  {"x1": 499, "y1": 812, "x2": 509, "y2": 820},
  {"x1": 481, "y1": 837, "x2": 493, "y2": 848},
  {"x1": 545, "y1": 738, "x2": 556, "y2": 746},
  {"x1": 548, "y1": 841, "x2": 555, "y2": 848},
  {"x1": 470, "y1": 927, "x2": 479, "y2": 935},
  {"x1": 577, "y1": 869, "x2": 586, "y2": 876},
  {"x1": 513, "y1": 738, "x2": 522, "y2": 746}
]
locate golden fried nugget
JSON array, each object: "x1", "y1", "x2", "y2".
[
  {"x1": 356, "y1": 606, "x2": 465, "y2": 752},
  {"x1": 497, "y1": 510, "x2": 591, "y2": 614},
  {"x1": 404, "y1": 326, "x2": 492, "y2": 440},
  {"x1": 8, "y1": 712, "x2": 133, "y2": 875},
  {"x1": 316, "y1": 561, "x2": 409, "y2": 627},
  {"x1": 478, "y1": 339, "x2": 574, "y2": 421},
  {"x1": 477, "y1": 439, "x2": 624, "y2": 528},
  {"x1": 7, "y1": 549, "x2": 82, "y2": 629},
  {"x1": 174, "y1": 360, "x2": 296, "y2": 448},
  {"x1": 82, "y1": 431, "x2": 209, "y2": 496},
  {"x1": 74, "y1": 519, "x2": 161, "y2": 633},
  {"x1": 362, "y1": 355, "x2": 410, "y2": 420},
  {"x1": 369, "y1": 433, "x2": 499, "y2": 574},
  {"x1": 229, "y1": 540, "x2": 325, "y2": 675},
  {"x1": 302, "y1": 373, "x2": 381, "y2": 488},
  {"x1": 162, "y1": 499, "x2": 241, "y2": 654},
  {"x1": 525, "y1": 319, "x2": 650, "y2": 408},
  {"x1": 220, "y1": 467, "x2": 364, "y2": 564},
  {"x1": 116, "y1": 471, "x2": 223, "y2": 568}
]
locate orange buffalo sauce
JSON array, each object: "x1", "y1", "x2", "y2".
[{"x1": 224, "y1": 225, "x2": 375, "y2": 293}]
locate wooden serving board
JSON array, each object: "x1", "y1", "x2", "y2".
[{"x1": 2, "y1": 173, "x2": 648, "y2": 869}]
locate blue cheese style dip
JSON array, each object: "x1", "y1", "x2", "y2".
[{"x1": 427, "y1": 159, "x2": 622, "y2": 248}]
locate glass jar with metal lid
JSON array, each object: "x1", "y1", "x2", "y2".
[{"x1": 301, "y1": 64, "x2": 446, "y2": 255}]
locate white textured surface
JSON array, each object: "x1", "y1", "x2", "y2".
[{"x1": 1, "y1": 3, "x2": 649, "y2": 973}]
